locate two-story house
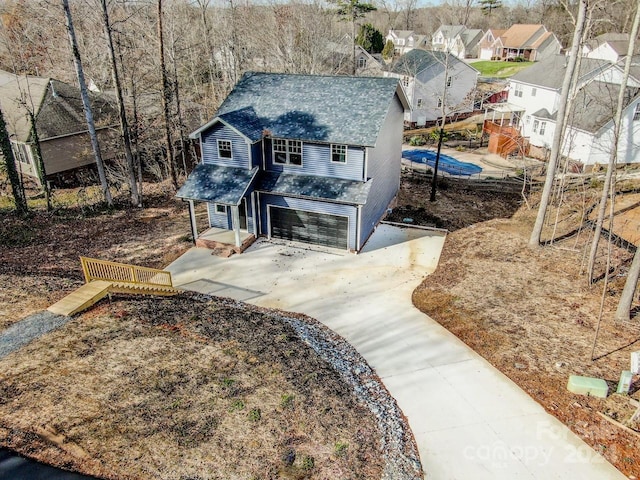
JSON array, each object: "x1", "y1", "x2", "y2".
[
  {"x1": 432, "y1": 25, "x2": 483, "y2": 59},
  {"x1": 386, "y1": 30, "x2": 429, "y2": 56},
  {"x1": 478, "y1": 28, "x2": 506, "y2": 60},
  {"x1": 386, "y1": 49, "x2": 479, "y2": 127},
  {"x1": 584, "y1": 33, "x2": 630, "y2": 63},
  {"x1": 486, "y1": 54, "x2": 640, "y2": 169},
  {"x1": 177, "y1": 72, "x2": 408, "y2": 253}
]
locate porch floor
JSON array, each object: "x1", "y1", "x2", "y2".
[{"x1": 196, "y1": 227, "x2": 255, "y2": 255}]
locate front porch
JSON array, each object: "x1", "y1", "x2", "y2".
[{"x1": 195, "y1": 227, "x2": 256, "y2": 256}]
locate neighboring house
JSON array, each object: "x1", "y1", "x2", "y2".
[
  {"x1": 355, "y1": 45, "x2": 385, "y2": 76},
  {"x1": 386, "y1": 49, "x2": 479, "y2": 126},
  {"x1": 491, "y1": 24, "x2": 562, "y2": 62},
  {"x1": 485, "y1": 54, "x2": 640, "y2": 168},
  {"x1": 386, "y1": 30, "x2": 429, "y2": 56},
  {"x1": 432, "y1": 25, "x2": 483, "y2": 59},
  {"x1": 0, "y1": 69, "x2": 118, "y2": 183},
  {"x1": 177, "y1": 72, "x2": 408, "y2": 253},
  {"x1": 478, "y1": 28, "x2": 506, "y2": 60},
  {"x1": 584, "y1": 33, "x2": 630, "y2": 63}
]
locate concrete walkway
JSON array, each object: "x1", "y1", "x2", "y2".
[{"x1": 167, "y1": 225, "x2": 626, "y2": 480}]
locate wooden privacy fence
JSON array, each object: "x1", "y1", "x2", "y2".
[{"x1": 80, "y1": 256, "x2": 174, "y2": 287}]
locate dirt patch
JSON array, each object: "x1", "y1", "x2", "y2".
[
  {"x1": 0, "y1": 294, "x2": 387, "y2": 479},
  {"x1": 411, "y1": 182, "x2": 640, "y2": 477}
]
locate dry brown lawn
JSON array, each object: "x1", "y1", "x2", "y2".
[{"x1": 411, "y1": 183, "x2": 640, "y2": 478}]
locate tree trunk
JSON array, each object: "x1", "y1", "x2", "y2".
[
  {"x1": 616, "y1": 247, "x2": 640, "y2": 322},
  {"x1": 62, "y1": 0, "x2": 112, "y2": 207},
  {"x1": 430, "y1": 53, "x2": 450, "y2": 202},
  {"x1": 158, "y1": 0, "x2": 178, "y2": 190},
  {"x1": 586, "y1": 3, "x2": 640, "y2": 283},
  {"x1": 26, "y1": 109, "x2": 50, "y2": 211},
  {"x1": 528, "y1": 0, "x2": 587, "y2": 247},
  {"x1": 100, "y1": 0, "x2": 140, "y2": 206},
  {"x1": 0, "y1": 107, "x2": 27, "y2": 214}
]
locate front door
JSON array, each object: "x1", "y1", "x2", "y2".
[{"x1": 239, "y1": 198, "x2": 248, "y2": 230}]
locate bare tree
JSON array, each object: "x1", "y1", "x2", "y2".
[
  {"x1": 100, "y1": 0, "x2": 140, "y2": 206},
  {"x1": 528, "y1": 0, "x2": 588, "y2": 247},
  {"x1": 329, "y1": 0, "x2": 377, "y2": 75},
  {"x1": 62, "y1": 0, "x2": 112, "y2": 207},
  {"x1": 586, "y1": 2, "x2": 640, "y2": 283},
  {"x1": 158, "y1": 0, "x2": 178, "y2": 190},
  {"x1": 0, "y1": 107, "x2": 27, "y2": 214}
]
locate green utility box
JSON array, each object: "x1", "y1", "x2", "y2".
[{"x1": 567, "y1": 375, "x2": 609, "y2": 398}]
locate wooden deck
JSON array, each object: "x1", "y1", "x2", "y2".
[{"x1": 47, "y1": 258, "x2": 182, "y2": 317}]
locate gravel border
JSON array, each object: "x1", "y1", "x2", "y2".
[
  {"x1": 215, "y1": 296, "x2": 424, "y2": 480},
  {"x1": 0, "y1": 311, "x2": 69, "y2": 359}
]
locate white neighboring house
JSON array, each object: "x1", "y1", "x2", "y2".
[
  {"x1": 386, "y1": 49, "x2": 479, "y2": 126},
  {"x1": 505, "y1": 54, "x2": 640, "y2": 169},
  {"x1": 584, "y1": 33, "x2": 630, "y2": 63},
  {"x1": 386, "y1": 30, "x2": 429, "y2": 56},
  {"x1": 432, "y1": 25, "x2": 483, "y2": 59}
]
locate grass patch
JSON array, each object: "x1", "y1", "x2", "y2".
[{"x1": 473, "y1": 60, "x2": 534, "y2": 78}]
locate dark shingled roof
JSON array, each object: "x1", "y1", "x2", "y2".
[
  {"x1": 390, "y1": 49, "x2": 467, "y2": 76},
  {"x1": 209, "y1": 72, "x2": 401, "y2": 147},
  {"x1": 568, "y1": 81, "x2": 640, "y2": 133},
  {"x1": 257, "y1": 171, "x2": 372, "y2": 205},
  {"x1": 176, "y1": 163, "x2": 258, "y2": 204},
  {"x1": 510, "y1": 55, "x2": 610, "y2": 89},
  {"x1": 0, "y1": 70, "x2": 117, "y2": 143},
  {"x1": 531, "y1": 108, "x2": 556, "y2": 120}
]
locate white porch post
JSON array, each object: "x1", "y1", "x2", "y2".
[
  {"x1": 231, "y1": 205, "x2": 241, "y2": 248},
  {"x1": 188, "y1": 200, "x2": 198, "y2": 244}
]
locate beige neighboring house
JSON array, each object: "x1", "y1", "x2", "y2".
[
  {"x1": 386, "y1": 30, "x2": 429, "y2": 56},
  {"x1": 432, "y1": 25, "x2": 484, "y2": 59},
  {"x1": 0, "y1": 69, "x2": 118, "y2": 183},
  {"x1": 584, "y1": 33, "x2": 630, "y2": 63},
  {"x1": 355, "y1": 46, "x2": 385, "y2": 76},
  {"x1": 478, "y1": 28, "x2": 506, "y2": 60},
  {"x1": 491, "y1": 24, "x2": 562, "y2": 62}
]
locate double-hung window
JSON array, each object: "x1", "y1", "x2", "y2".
[
  {"x1": 437, "y1": 97, "x2": 443, "y2": 108},
  {"x1": 513, "y1": 84, "x2": 523, "y2": 97},
  {"x1": 217, "y1": 139, "x2": 232, "y2": 159},
  {"x1": 417, "y1": 98, "x2": 423, "y2": 108},
  {"x1": 446, "y1": 76, "x2": 452, "y2": 87},
  {"x1": 634, "y1": 104, "x2": 640, "y2": 121},
  {"x1": 273, "y1": 139, "x2": 302, "y2": 166},
  {"x1": 533, "y1": 119, "x2": 539, "y2": 133},
  {"x1": 331, "y1": 144, "x2": 347, "y2": 163},
  {"x1": 539, "y1": 121, "x2": 546, "y2": 135}
]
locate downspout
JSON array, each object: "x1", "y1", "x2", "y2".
[{"x1": 356, "y1": 205, "x2": 362, "y2": 252}]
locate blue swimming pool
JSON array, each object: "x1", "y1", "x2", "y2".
[{"x1": 402, "y1": 149, "x2": 482, "y2": 176}]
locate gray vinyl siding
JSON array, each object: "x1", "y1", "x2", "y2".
[
  {"x1": 208, "y1": 203, "x2": 232, "y2": 229},
  {"x1": 263, "y1": 138, "x2": 365, "y2": 181},
  {"x1": 207, "y1": 194, "x2": 256, "y2": 234},
  {"x1": 360, "y1": 95, "x2": 404, "y2": 247},
  {"x1": 259, "y1": 193, "x2": 358, "y2": 251},
  {"x1": 201, "y1": 122, "x2": 251, "y2": 168}
]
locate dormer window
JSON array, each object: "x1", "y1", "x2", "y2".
[
  {"x1": 331, "y1": 144, "x2": 347, "y2": 163},
  {"x1": 217, "y1": 139, "x2": 232, "y2": 159},
  {"x1": 273, "y1": 139, "x2": 302, "y2": 166}
]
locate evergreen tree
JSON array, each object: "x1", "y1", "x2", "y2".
[
  {"x1": 356, "y1": 23, "x2": 384, "y2": 53},
  {"x1": 328, "y1": 0, "x2": 376, "y2": 74},
  {"x1": 382, "y1": 39, "x2": 395, "y2": 60}
]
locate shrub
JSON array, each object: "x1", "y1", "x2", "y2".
[{"x1": 409, "y1": 135, "x2": 426, "y2": 146}]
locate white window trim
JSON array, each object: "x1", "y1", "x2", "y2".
[
  {"x1": 531, "y1": 87, "x2": 537, "y2": 97},
  {"x1": 533, "y1": 119, "x2": 539, "y2": 133},
  {"x1": 331, "y1": 144, "x2": 347, "y2": 164},
  {"x1": 539, "y1": 121, "x2": 547, "y2": 135},
  {"x1": 634, "y1": 103, "x2": 640, "y2": 121},
  {"x1": 446, "y1": 76, "x2": 452, "y2": 87},
  {"x1": 217, "y1": 139, "x2": 232, "y2": 159},
  {"x1": 272, "y1": 138, "x2": 303, "y2": 167},
  {"x1": 215, "y1": 204, "x2": 227, "y2": 214}
]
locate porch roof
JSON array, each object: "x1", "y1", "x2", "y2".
[
  {"x1": 258, "y1": 172, "x2": 372, "y2": 205},
  {"x1": 176, "y1": 163, "x2": 258, "y2": 205}
]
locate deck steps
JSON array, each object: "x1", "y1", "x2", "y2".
[{"x1": 47, "y1": 281, "x2": 113, "y2": 316}]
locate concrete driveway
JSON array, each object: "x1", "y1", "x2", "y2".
[{"x1": 167, "y1": 224, "x2": 624, "y2": 480}]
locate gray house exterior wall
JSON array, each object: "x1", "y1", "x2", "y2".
[
  {"x1": 202, "y1": 122, "x2": 252, "y2": 168},
  {"x1": 360, "y1": 96, "x2": 404, "y2": 247}
]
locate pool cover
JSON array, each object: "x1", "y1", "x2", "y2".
[{"x1": 402, "y1": 149, "x2": 482, "y2": 176}]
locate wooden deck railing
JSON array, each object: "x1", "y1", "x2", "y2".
[{"x1": 80, "y1": 257, "x2": 174, "y2": 287}]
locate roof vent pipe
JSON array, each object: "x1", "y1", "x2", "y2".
[{"x1": 49, "y1": 79, "x2": 58, "y2": 98}]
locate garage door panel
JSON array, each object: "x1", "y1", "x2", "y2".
[{"x1": 270, "y1": 207, "x2": 348, "y2": 249}]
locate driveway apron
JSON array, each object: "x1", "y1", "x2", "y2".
[{"x1": 167, "y1": 224, "x2": 625, "y2": 480}]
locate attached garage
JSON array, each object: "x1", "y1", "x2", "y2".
[{"x1": 269, "y1": 206, "x2": 349, "y2": 250}]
